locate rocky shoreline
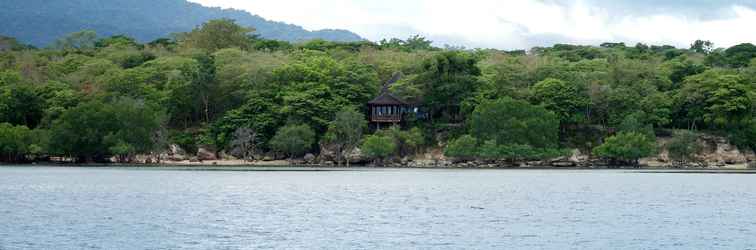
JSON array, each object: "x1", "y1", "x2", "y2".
[{"x1": 147, "y1": 133, "x2": 755, "y2": 169}]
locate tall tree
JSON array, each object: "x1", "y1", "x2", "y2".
[
  {"x1": 323, "y1": 107, "x2": 367, "y2": 166},
  {"x1": 471, "y1": 97, "x2": 560, "y2": 149},
  {"x1": 416, "y1": 51, "x2": 482, "y2": 121},
  {"x1": 177, "y1": 19, "x2": 254, "y2": 52}
]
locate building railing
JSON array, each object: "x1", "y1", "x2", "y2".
[{"x1": 370, "y1": 114, "x2": 402, "y2": 122}]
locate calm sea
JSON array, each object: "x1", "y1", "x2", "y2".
[{"x1": 1, "y1": 166, "x2": 755, "y2": 249}]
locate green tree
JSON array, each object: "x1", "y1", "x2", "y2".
[
  {"x1": 593, "y1": 132, "x2": 656, "y2": 166},
  {"x1": 323, "y1": 107, "x2": 367, "y2": 166},
  {"x1": 0, "y1": 123, "x2": 32, "y2": 162},
  {"x1": 444, "y1": 135, "x2": 478, "y2": 159},
  {"x1": 723, "y1": 43, "x2": 756, "y2": 68},
  {"x1": 210, "y1": 92, "x2": 282, "y2": 151},
  {"x1": 666, "y1": 130, "x2": 701, "y2": 167},
  {"x1": 49, "y1": 99, "x2": 163, "y2": 162},
  {"x1": 361, "y1": 134, "x2": 396, "y2": 164},
  {"x1": 675, "y1": 70, "x2": 753, "y2": 128},
  {"x1": 269, "y1": 124, "x2": 315, "y2": 159},
  {"x1": 53, "y1": 30, "x2": 97, "y2": 51},
  {"x1": 471, "y1": 97, "x2": 560, "y2": 148},
  {"x1": 416, "y1": 51, "x2": 482, "y2": 121},
  {"x1": 102, "y1": 99, "x2": 166, "y2": 162},
  {"x1": 0, "y1": 83, "x2": 46, "y2": 128},
  {"x1": 95, "y1": 35, "x2": 141, "y2": 49},
  {"x1": 690, "y1": 40, "x2": 714, "y2": 54},
  {"x1": 617, "y1": 112, "x2": 655, "y2": 139},
  {"x1": 531, "y1": 78, "x2": 589, "y2": 124},
  {"x1": 177, "y1": 19, "x2": 254, "y2": 52},
  {"x1": 275, "y1": 52, "x2": 379, "y2": 132}
]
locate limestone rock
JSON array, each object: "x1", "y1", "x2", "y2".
[
  {"x1": 197, "y1": 146, "x2": 217, "y2": 161},
  {"x1": 304, "y1": 153, "x2": 316, "y2": 164},
  {"x1": 218, "y1": 151, "x2": 238, "y2": 161},
  {"x1": 346, "y1": 147, "x2": 369, "y2": 164},
  {"x1": 165, "y1": 144, "x2": 188, "y2": 161}
]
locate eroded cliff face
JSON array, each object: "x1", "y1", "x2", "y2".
[
  {"x1": 407, "y1": 134, "x2": 755, "y2": 169},
  {"x1": 642, "y1": 135, "x2": 755, "y2": 169}
]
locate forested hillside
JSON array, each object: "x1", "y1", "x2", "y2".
[
  {"x1": 0, "y1": 0, "x2": 363, "y2": 47},
  {"x1": 0, "y1": 19, "x2": 753, "y2": 165}
]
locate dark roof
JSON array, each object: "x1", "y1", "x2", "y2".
[
  {"x1": 369, "y1": 72, "x2": 409, "y2": 105},
  {"x1": 368, "y1": 92, "x2": 409, "y2": 105}
]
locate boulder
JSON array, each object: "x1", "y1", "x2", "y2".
[
  {"x1": 218, "y1": 151, "x2": 238, "y2": 161},
  {"x1": 716, "y1": 143, "x2": 747, "y2": 164},
  {"x1": 697, "y1": 135, "x2": 749, "y2": 165},
  {"x1": 303, "y1": 153, "x2": 316, "y2": 164},
  {"x1": 167, "y1": 144, "x2": 188, "y2": 161},
  {"x1": 346, "y1": 147, "x2": 369, "y2": 164},
  {"x1": 197, "y1": 146, "x2": 217, "y2": 161},
  {"x1": 318, "y1": 143, "x2": 339, "y2": 162}
]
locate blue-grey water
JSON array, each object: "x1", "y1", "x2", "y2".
[{"x1": 1, "y1": 166, "x2": 756, "y2": 249}]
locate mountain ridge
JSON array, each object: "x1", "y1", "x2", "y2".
[{"x1": 0, "y1": 0, "x2": 364, "y2": 47}]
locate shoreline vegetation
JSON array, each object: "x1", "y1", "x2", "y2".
[{"x1": 0, "y1": 19, "x2": 754, "y2": 169}]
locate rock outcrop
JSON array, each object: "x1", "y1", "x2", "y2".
[{"x1": 197, "y1": 146, "x2": 217, "y2": 161}]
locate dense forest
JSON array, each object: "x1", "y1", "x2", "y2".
[
  {"x1": 0, "y1": 0, "x2": 362, "y2": 47},
  {"x1": 0, "y1": 19, "x2": 754, "y2": 165}
]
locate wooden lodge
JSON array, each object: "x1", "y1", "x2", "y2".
[{"x1": 367, "y1": 73, "x2": 420, "y2": 129}]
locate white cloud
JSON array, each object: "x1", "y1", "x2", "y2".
[{"x1": 188, "y1": 0, "x2": 756, "y2": 50}]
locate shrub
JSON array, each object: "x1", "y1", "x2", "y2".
[
  {"x1": 444, "y1": 135, "x2": 478, "y2": 159},
  {"x1": 269, "y1": 124, "x2": 315, "y2": 158},
  {"x1": 361, "y1": 134, "x2": 396, "y2": 164},
  {"x1": 471, "y1": 97, "x2": 560, "y2": 148},
  {"x1": 666, "y1": 130, "x2": 701, "y2": 167},
  {"x1": 593, "y1": 132, "x2": 656, "y2": 166}
]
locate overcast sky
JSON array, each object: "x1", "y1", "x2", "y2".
[{"x1": 188, "y1": 0, "x2": 756, "y2": 50}]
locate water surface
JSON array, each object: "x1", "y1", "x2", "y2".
[{"x1": 1, "y1": 166, "x2": 755, "y2": 249}]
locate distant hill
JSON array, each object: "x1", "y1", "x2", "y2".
[{"x1": 0, "y1": 0, "x2": 364, "y2": 47}]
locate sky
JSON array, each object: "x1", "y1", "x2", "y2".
[{"x1": 188, "y1": 0, "x2": 756, "y2": 50}]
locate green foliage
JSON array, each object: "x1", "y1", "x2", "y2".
[
  {"x1": 531, "y1": 78, "x2": 589, "y2": 124},
  {"x1": 177, "y1": 19, "x2": 254, "y2": 52},
  {"x1": 415, "y1": 51, "x2": 482, "y2": 121},
  {"x1": 361, "y1": 134, "x2": 397, "y2": 161},
  {"x1": 269, "y1": 124, "x2": 315, "y2": 158},
  {"x1": 593, "y1": 132, "x2": 656, "y2": 165},
  {"x1": 376, "y1": 126, "x2": 424, "y2": 157},
  {"x1": 471, "y1": 97, "x2": 560, "y2": 148},
  {"x1": 617, "y1": 112, "x2": 656, "y2": 139},
  {"x1": 53, "y1": 30, "x2": 97, "y2": 51},
  {"x1": 323, "y1": 107, "x2": 367, "y2": 166},
  {"x1": 274, "y1": 51, "x2": 379, "y2": 131},
  {"x1": 49, "y1": 99, "x2": 164, "y2": 162},
  {"x1": 0, "y1": 21, "x2": 753, "y2": 166},
  {"x1": 378, "y1": 35, "x2": 436, "y2": 52},
  {"x1": 675, "y1": 70, "x2": 752, "y2": 128},
  {"x1": 0, "y1": 123, "x2": 47, "y2": 162},
  {"x1": 210, "y1": 92, "x2": 281, "y2": 150},
  {"x1": 690, "y1": 40, "x2": 714, "y2": 54},
  {"x1": 444, "y1": 135, "x2": 478, "y2": 159},
  {"x1": 723, "y1": 43, "x2": 756, "y2": 68},
  {"x1": 0, "y1": 83, "x2": 45, "y2": 128},
  {"x1": 95, "y1": 35, "x2": 141, "y2": 49},
  {"x1": 666, "y1": 130, "x2": 701, "y2": 166}
]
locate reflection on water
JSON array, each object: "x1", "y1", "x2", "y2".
[{"x1": 1, "y1": 166, "x2": 755, "y2": 249}]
